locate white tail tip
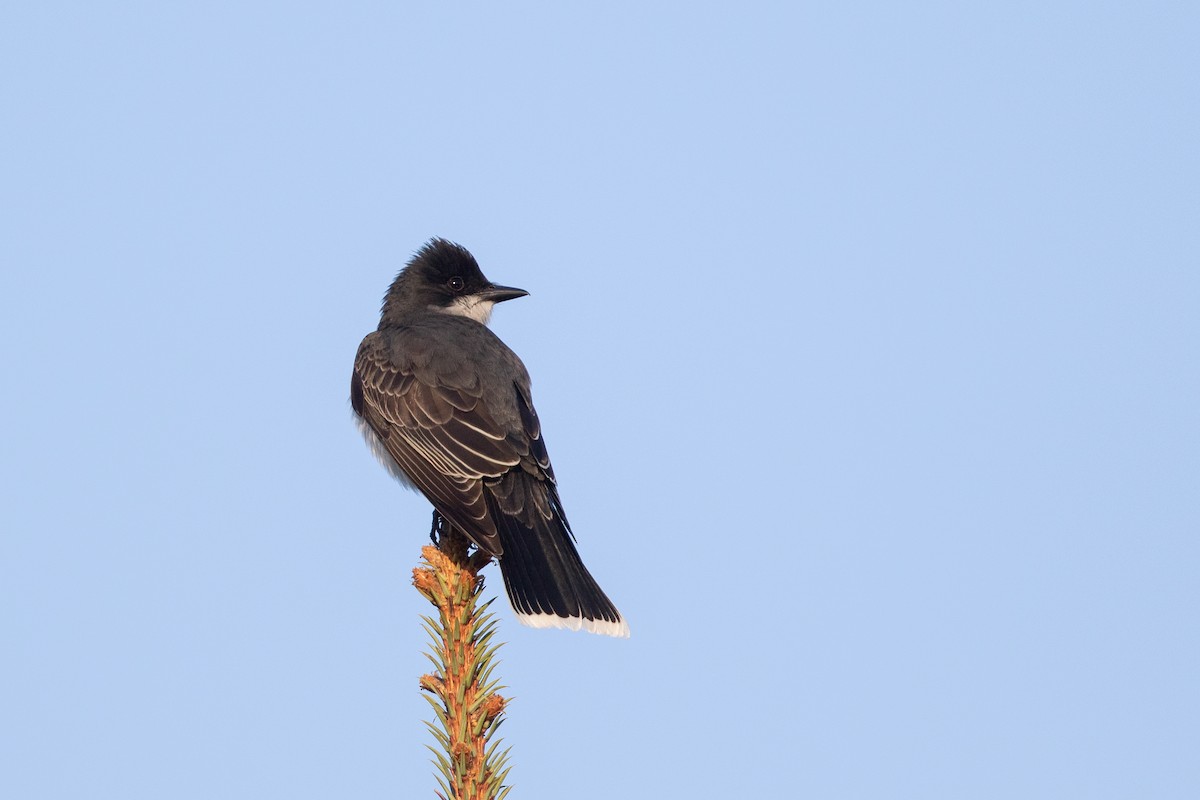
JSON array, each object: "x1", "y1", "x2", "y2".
[{"x1": 515, "y1": 612, "x2": 630, "y2": 638}]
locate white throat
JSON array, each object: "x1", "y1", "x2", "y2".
[{"x1": 436, "y1": 296, "x2": 495, "y2": 325}]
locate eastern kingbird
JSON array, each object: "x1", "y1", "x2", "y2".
[{"x1": 351, "y1": 238, "x2": 628, "y2": 638}]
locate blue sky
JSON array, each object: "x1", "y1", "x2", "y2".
[{"x1": 2, "y1": 3, "x2": 1198, "y2": 798}]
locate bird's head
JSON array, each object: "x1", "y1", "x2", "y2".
[{"x1": 381, "y1": 238, "x2": 528, "y2": 326}]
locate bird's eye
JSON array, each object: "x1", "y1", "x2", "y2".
[{"x1": 447, "y1": 276, "x2": 465, "y2": 292}]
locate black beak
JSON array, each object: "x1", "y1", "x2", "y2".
[{"x1": 481, "y1": 283, "x2": 529, "y2": 303}]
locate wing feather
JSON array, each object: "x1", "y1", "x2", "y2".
[{"x1": 353, "y1": 331, "x2": 557, "y2": 555}]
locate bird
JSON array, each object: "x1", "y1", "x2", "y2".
[{"x1": 351, "y1": 238, "x2": 628, "y2": 638}]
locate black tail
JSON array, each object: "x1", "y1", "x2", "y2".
[{"x1": 488, "y1": 494, "x2": 628, "y2": 638}]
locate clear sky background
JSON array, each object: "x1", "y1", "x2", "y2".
[{"x1": 2, "y1": 3, "x2": 1197, "y2": 798}]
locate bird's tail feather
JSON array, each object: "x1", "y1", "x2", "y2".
[{"x1": 489, "y1": 496, "x2": 629, "y2": 638}]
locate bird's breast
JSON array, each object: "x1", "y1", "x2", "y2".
[{"x1": 354, "y1": 411, "x2": 419, "y2": 492}]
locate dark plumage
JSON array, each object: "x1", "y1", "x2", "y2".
[{"x1": 351, "y1": 238, "x2": 628, "y2": 637}]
